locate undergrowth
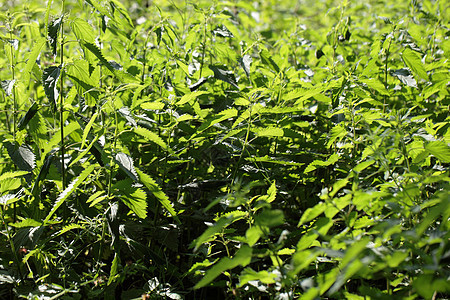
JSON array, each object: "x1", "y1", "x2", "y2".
[{"x1": 0, "y1": 0, "x2": 449, "y2": 299}]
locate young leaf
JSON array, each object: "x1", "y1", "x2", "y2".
[
  {"x1": 18, "y1": 102, "x2": 38, "y2": 131},
  {"x1": 402, "y1": 48, "x2": 429, "y2": 81},
  {"x1": 42, "y1": 65, "x2": 62, "y2": 112},
  {"x1": 48, "y1": 16, "x2": 63, "y2": 56},
  {"x1": 44, "y1": 165, "x2": 95, "y2": 223},
  {"x1": 194, "y1": 245, "x2": 252, "y2": 289}
]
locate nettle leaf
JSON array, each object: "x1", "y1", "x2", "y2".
[
  {"x1": 359, "y1": 78, "x2": 389, "y2": 95},
  {"x1": 0, "y1": 171, "x2": 30, "y2": 182},
  {"x1": 44, "y1": 165, "x2": 95, "y2": 223},
  {"x1": 42, "y1": 65, "x2": 62, "y2": 112},
  {"x1": 136, "y1": 169, "x2": 179, "y2": 222},
  {"x1": 177, "y1": 91, "x2": 209, "y2": 106},
  {"x1": 425, "y1": 141, "x2": 450, "y2": 163},
  {"x1": 194, "y1": 245, "x2": 252, "y2": 289},
  {"x1": 118, "y1": 107, "x2": 137, "y2": 127},
  {"x1": 5, "y1": 142, "x2": 36, "y2": 172},
  {"x1": 48, "y1": 16, "x2": 63, "y2": 56},
  {"x1": 31, "y1": 149, "x2": 57, "y2": 199},
  {"x1": 71, "y1": 18, "x2": 96, "y2": 43},
  {"x1": 209, "y1": 65, "x2": 239, "y2": 89},
  {"x1": 402, "y1": 48, "x2": 429, "y2": 81},
  {"x1": 115, "y1": 152, "x2": 139, "y2": 182},
  {"x1": 66, "y1": 59, "x2": 99, "y2": 106},
  {"x1": 212, "y1": 25, "x2": 234, "y2": 38},
  {"x1": 18, "y1": 102, "x2": 38, "y2": 131},
  {"x1": 392, "y1": 68, "x2": 417, "y2": 88},
  {"x1": 133, "y1": 126, "x2": 168, "y2": 150},
  {"x1": 113, "y1": 179, "x2": 147, "y2": 219},
  {"x1": 255, "y1": 209, "x2": 284, "y2": 228},
  {"x1": 260, "y1": 49, "x2": 280, "y2": 73},
  {"x1": 304, "y1": 154, "x2": 339, "y2": 173},
  {"x1": 239, "y1": 54, "x2": 252, "y2": 78},
  {"x1": 189, "y1": 77, "x2": 208, "y2": 92},
  {"x1": 1, "y1": 79, "x2": 15, "y2": 97}
]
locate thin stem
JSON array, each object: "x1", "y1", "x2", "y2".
[
  {"x1": 0, "y1": 206, "x2": 23, "y2": 280},
  {"x1": 60, "y1": 9, "x2": 66, "y2": 191}
]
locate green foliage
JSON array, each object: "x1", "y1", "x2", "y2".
[{"x1": 0, "y1": 0, "x2": 448, "y2": 299}]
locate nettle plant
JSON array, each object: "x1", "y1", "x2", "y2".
[{"x1": 0, "y1": 0, "x2": 448, "y2": 299}]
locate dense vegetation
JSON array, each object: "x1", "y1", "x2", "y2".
[{"x1": 0, "y1": 0, "x2": 449, "y2": 299}]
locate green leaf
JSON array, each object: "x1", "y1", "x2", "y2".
[
  {"x1": 298, "y1": 202, "x2": 326, "y2": 226},
  {"x1": 136, "y1": 169, "x2": 179, "y2": 223},
  {"x1": 359, "y1": 78, "x2": 389, "y2": 95},
  {"x1": 80, "y1": 112, "x2": 98, "y2": 150},
  {"x1": 177, "y1": 91, "x2": 209, "y2": 106},
  {"x1": 305, "y1": 154, "x2": 339, "y2": 173},
  {"x1": 108, "y1": 252, "x2": 120, "y2": 285},
  {"x1": 57, "y1": 223, "x2": 84, "y2": 235},
  {"x1": 48, "y1": 16, "x2": 62, "y2": 56},
  {"x1": 209, "y1": 65, "x2": 239, "y2": 89},
  {"x1": 254, "y1": 127, "x2": 284, "y2": 137},
  {"x1": 31, "y1": 149, "x2": 56, "y2": 199},
  {"x1": 9, "y1": 218, "x2": 42, "y2": 228},
  {"x1": 5, "y1": 142, "x2": 36, "y2": 172},
  {"x1": 425, "y1": 141, "x2": 450, "y2": 163},
  {"x1": 18, "y1": 102, "x2": 38, "y2": 131},
  {"x1": 115, "y1": 152, "x2": 139, "y2": 182},
  {"x1": 133, "y1": 126, "x2": 168, "y2": 150},
  {"x1": 1, "y1": 80, "x2": 15, "y2": 97},
  {"x1": 255, "y1": 209, "x2": 284, "y2": 227},
  {"x1": 239, "y1": 268, "x2": 277, "y2": 286},
  {"x1": 402, "y1": 48, "x2": 429, "y2": 81},
  {"x1": 42, "y1": 65, "x2": 62, "y2": 112},
  {"x1": 86, "y1": 190, "x2": 108, "y2": 207},
  {"x1": 0, "y1": 171, "x2": 30, "y2": 182},
  {"x1": 194, "y1": 245, "x2": 252, "y2": 289},
  {"x1": 71, "y1": 18, "x2": 96, "y2": 42},
  {"x1": 245, "y1": 225, "x2": 263, "y2": 246},
  {"x1": 113, "y1": 179, "x2": 147, "y2": 219},
  {"x1": 260, "y1": 49, "x2": 280, "y2": 73},
  {"x1": 22, "y1": 37, "x2": 46, "y2": 84},
  {"x1": 44, "y1": 165, "x2": 95, "y2": 223}
]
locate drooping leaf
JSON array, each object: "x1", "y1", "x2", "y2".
[
  {"x1": 212, "y1": 25, "x2": 234, "y2": 38},
  {"x1": 80, "y1": 112, "x2": 98, "y2": 150},
  {"x1": 194, "y1": 245, "x2": 252, "y2": 289},
  {"x1": 115, "y1": 152, "x2": 139, "y2": 182},
  {"x1": 209, "y1": 65, "x2": 239, "y2": 89},
  {"x1": 108, "y1": 252, "x2": 120, "y2": 285},
  {"x1": 118, "y1": 107, "x2": 137, "y2": 127},
  {"x1": 5, "y1": 142, "x2": 36, "y2": 172},
  {"x1": 42, "y1": 65, "x2": 62, "y2": 112},
  {"x1": 44, "y1": 165, "x2": 95, "y2": 223},
  {"x1": 48, "y1": 16, "x2": 63, "y2": 56},
  {"x1": 18, "y1": 102, "x2": 38, "y2": 131},
  {"x1": 189, "y1": 77, "x2": 208, "y2": 92},
  {"x1": 402, "y1": 48, "x2": 429, "y2": 81},
  {"x1": 136, "y1": 169, "x2": 179, "y2": 223}
]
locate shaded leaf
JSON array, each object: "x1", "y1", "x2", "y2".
[
  {"x1": 239, "y1": 54, "x2": 252, "y2": 78},
  {"x1": 5, "y1": 142, "x2": 36, "y2": 172},
  {"x1": 18, "y1": 102, "x2": 38, "y2": 131},
  {"x1": 115, "y1": 152, "x2": 139, "y2": 182},
  {"x1": 209, "y1": 65, "x2": 239, "y2": 89},
  {"x1": 42, "y1": 65, "x2": 62, "y2": 112},
  {"x1": 48, "y1": 16, "x2": 63, "y2": 55}
]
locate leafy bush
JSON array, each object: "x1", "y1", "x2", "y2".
[{"x1": 0, "y1": 0, "x2": 448, "y2": 299}]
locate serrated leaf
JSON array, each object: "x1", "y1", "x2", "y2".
[
  {"x1": 86, "y1": 190, "x2": 108, "y2": 207},
  {"x1": 136, "y1": 169, "x2": 179, "y2": 223},
  {"x1": 118, "y1": 107, "x2": 137, "y2": 127},
  {"x1": 42, "y1": 65, "x2": 62, "y2": 112},
  {"x1": 425, "y1": 141, "x2": 450, "y2": 163},
  {"x1": 44, "y1": 165, "x2": 95, "y2": 223},
  {"x1": 48, "y1": 16, "x2": 63, "y2": 55},
  {"x1": 239, "y1": 54, "x2": 252, "y2": 78},
  {"x1": 304, "y1": 154, "x2": 339, "y2": 173},
  {"x1": 194, "y1": 245, "x2": 252, "y2": 289},
  {"x1": 18, "y1": 102, "x2": 38, "y2": 131},
  {"x1": 298, "y1": 202, "x2": 326, "y2": 226},
  {"x1": 359, "y1": 78, "x2": 389, "y2": 95},
  {"x1": 209, "y1": 65, "x2": 239, "y2": 89},
  {"x1": 115, "y1": 152, "x2": 139, "y2": 182},
  {"x1": 212, "y1": 25, "x2": 234, "y2": 38},
  {"x1": 392, "y1": 68, "x2": 417, "y2": 88},
  {"x1": 254, "y1": 127, "x2": 284, "y2": 137},
  {"x1": 9, "y1": 218, "x2": 42, "y2": 228},
  {"x1": 57, "y1": 223, "x2": 84, "y2": 235},
  {"x1": 133, "y1": 126, "x2": 168, "y2": 150},
  {"x1": 189, "y1": 77, "x2": 208, "y2": 92},
  {"x1": 260, "y1": 49, "x2": 280, "y2": 73},
  {"x1": 177, "y1": 91, "x2": 209, "y2": 106},
  {"x1": 5, "y1": 142, "x2": 36, "y2": 172},
  {"x1": 71, "y1": 18, "x2": 96, "y2": 43},
  {"x1": 112, "y1": 179, "x2": 147, "y2": 219},
  {"x1": 31, "y1": 149, "x2": 57, "y2": 199},
  {"x1": 108, "y1": 253, "x2": 120, "y2": 285},
  {"x1": 0, "y1": 171, "x2": 30, "y2": 182},
  {"x1": 255, "y1": 209, "x2": 284, "y2": 227},
  {"x1": 1, "y1": 79, "x2": 15, "y2": 97},
  {"x1": 402, "y1": 48, "x2": 429, "y2": 81}
]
